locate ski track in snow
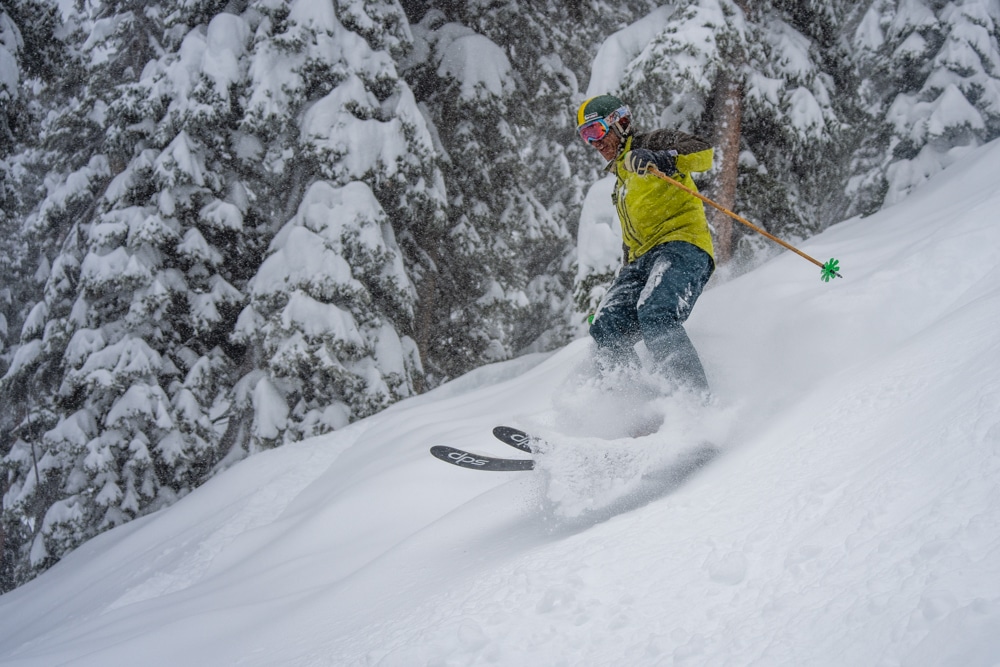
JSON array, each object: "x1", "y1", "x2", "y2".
[{"x1": 4, "y1": 141, "x2": 1000, "y2": 665}]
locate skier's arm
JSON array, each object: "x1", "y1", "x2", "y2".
[
  {"x1": 633, "y1": 130, "x2": 713, "y2": 174},
  {"x1": 676, "y1": 146, "x2": 713, "y2": 174}
]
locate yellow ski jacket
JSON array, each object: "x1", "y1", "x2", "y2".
[{"x1": 611, "y1": 130, "x2": 715, "y2": 265}]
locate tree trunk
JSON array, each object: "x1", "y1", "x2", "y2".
[{"x1": 708, "y1": 70, "x2": 743, "y2": 265}]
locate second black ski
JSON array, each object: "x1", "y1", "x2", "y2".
[{"x1": 430, "y1": 445, "x2": 534, "y2": 471}]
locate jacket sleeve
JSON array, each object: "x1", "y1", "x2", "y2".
[{"x1": 634, "y1": 129, "x2": 713, "y2": 174}]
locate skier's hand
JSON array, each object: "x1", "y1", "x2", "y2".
[{"x1": 623, "y1": 148, "x2": 678, "y2": 176}]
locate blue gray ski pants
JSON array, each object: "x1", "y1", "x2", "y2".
[{"x1": 589, "y1": 241, "x2": 714, "y2": 392}]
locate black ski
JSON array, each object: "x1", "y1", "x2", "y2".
[
  {"x1": 492, "y1": 426, "x2": 536, "y2": 452},
  {"x1": 430, "y1": 445, "x2": 534, "y2": 472}
]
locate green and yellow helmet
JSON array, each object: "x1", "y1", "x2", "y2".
[{"x1": 576, "y1": 94, "x2": 632, "y2": 143}]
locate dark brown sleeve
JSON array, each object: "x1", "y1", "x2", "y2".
[{"x1": 632, "y1": 129, "x2": 711, "y2": 155}]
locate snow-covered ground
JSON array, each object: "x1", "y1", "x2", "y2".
[{"x1": 3, "y1": 138, "x2": 1000, "y2": 665}]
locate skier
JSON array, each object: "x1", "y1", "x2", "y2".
[{"x1": 577, "y1": 93, "x2": 715, "y2": 396}]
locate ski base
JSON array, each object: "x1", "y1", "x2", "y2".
[{"x1": 430, "y1": 445, "x2": 534, "y2": 471}]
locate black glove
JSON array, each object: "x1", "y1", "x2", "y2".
[{"x1": 623, "y1": 148, "x2": 678, "y2": 175}]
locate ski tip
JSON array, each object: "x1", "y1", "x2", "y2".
[{"x1": 492, "y1": 426, "x2": 534, "y2": 452}]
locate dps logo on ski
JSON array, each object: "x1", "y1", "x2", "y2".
[
  {"x1": 508, "y1": 432, "x2": 530, "y2": 446},
  {"x1": 430, "y1": 431, "x2": 535, "y2": 471},
  {"x1": 448, "y1": 451, "x2": 488, "y2": 466}
]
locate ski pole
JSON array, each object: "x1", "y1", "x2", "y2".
[{"x1": 647, "y1": 166, "x2": 842, "y2": 281}]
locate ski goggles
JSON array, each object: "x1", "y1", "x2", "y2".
[{"x1": 577, "y1": 106, "x2": 629, "y2": 144}]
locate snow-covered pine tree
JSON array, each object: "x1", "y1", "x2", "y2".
[
  {"x1": 0, "y1": 5, "x2": 20, "y2": 156},
  {"x1": 471, "y1": 5, "x2": 577, "y2": 350},
  {"x1": 2, "y1": 0, "x2": 445, "y2": 589},
  {"x1": 0, "y1": 1, "x2": 96, "y2": 590},
  {"x1": 230, "y1": 0, "x2": 438, "y2": 451},
  {"x1": 0, "y1": 0, "x2": 27, "y2": 588},
  {"x1": 1, "y1": 4, "x2": 25, "y2": 368},
  {"x1": 850, "y1": 0, "x2": 1000, "y2": 212},
  {"x1": 0, "y1": 0, "x2": 257, "y2": 589},
  {"x1": 732, "y1": 0, "x2": 859, "y2": 261},
  {"x1": 401, "y1": 10, "x2": 535, "y2": 380},
  {"x1": 0, "y1": 0, "x2": 66, "y2": 365},
  {"x1": 402, "y1": 4, "x2": 594, "y2": 379}
]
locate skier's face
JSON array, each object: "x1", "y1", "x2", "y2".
[{"x1": 593, "y1": 129, "x2": 623, "y2": 161}]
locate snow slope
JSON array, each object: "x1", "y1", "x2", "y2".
[{"x1": 2, "y1": 139, "x2": 1000, "y2": 665}]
